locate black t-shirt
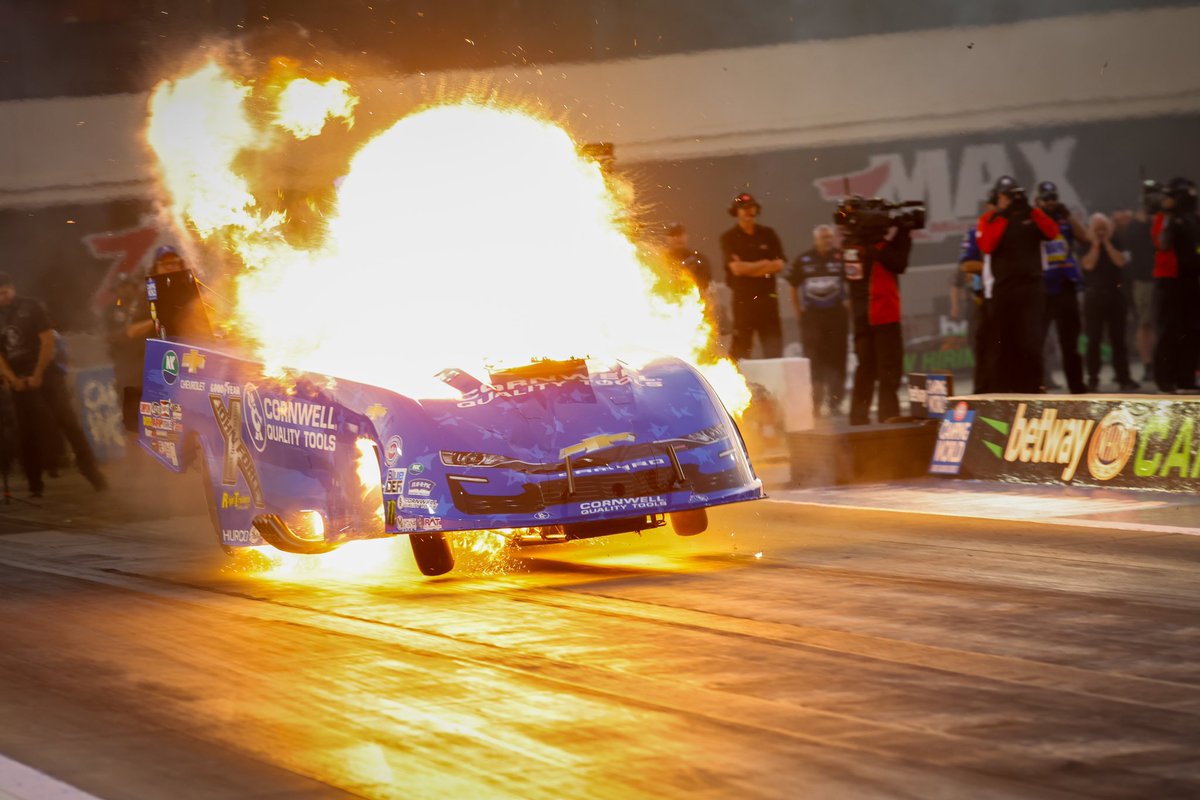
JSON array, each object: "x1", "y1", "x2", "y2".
[
  {"x1": 1082, "y1": 233, "x2": 1126, "y2": 292},
  {"x1": 719, "y1": 223, "x2": 784, "y2": 299},
  {"x1": 1123, "y1": 219, "x2": 1155, "y2": 282},
  {"x1": 0, "y1": 296, "x2": 52, "y2": 376},
  {"x1": 785, "y1": 247, "x2": 846, "y2": 310}
]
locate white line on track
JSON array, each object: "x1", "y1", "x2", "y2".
[
  {"x1": 764, "y1": 497, "x2": 1200, "y2": 537},
  {"x1": 0, "y1": 753, "x2": 103, "y2": 800}
]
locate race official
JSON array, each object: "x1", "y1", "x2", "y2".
[
  {"x1": 845, "y1": 226, "x2": 911, "y2": 425},
  {"x1": 0, "y1": 273, "x2": 106, "y2": 497},
  {"x1": 1035, "y1": 181, "x2": 1088, "y2": 394},
  {"x1": 977, "y1": 177, "x2": 1060, "y2": 393},
  {"x1": 785, "y1": 224, "x2": 847, "y2": 415},
  {"x1": 719, "y1": 193, "x2": 784, "y2": 359}
]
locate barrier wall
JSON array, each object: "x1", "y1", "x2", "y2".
[{"x1": 930, "y1": 395, "x2": 1200, "y2": 492}]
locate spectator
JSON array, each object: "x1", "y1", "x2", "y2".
[
  {"x1": 1035, "y1": 181, "x2": 1088, "y2": 394},
  {"x1": 0, "y1": 273, "x2": 106, "y2": 497},
  {"x1": 977, "y1": 177, "x2": 1060, "y2": 393},
  {"x1": 785, "y1": 224, "x2": 848, "y2": 415},
  {"x1": 1121, "y1": 203, "x2": 1157, "y2": 383},
  {"x1": 662, "y1": 222, "x2": 712, "y2": 293},
  {"x1": 1081, "y1": 213, "x2": 1138, "y2": 391},
  {"x1": 719, "y1": 193, "x2": 784, "y2": 359}
]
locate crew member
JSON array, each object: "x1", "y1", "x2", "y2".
[
  {"x1": 1127, "y1": 183, "x2": 1161, "y2": 383},
  {"x1": 1035, "y1": 181, "x2": 1088, "y2": 393},
  {"x1": 719, "y1": 193, "x2": 784, "y2": 359},
  {"x1": 844, "y1": 219, "x2": 912, "y2": 425},
  {"x1": 977, "y1": 177, "x2": 1061, "y2": 393},
  {"x1": 785, "y1": 224, "x2": 847, "y2": 415},
  {"x1": 1154, "y1": 177, "x2": 1200, "y2": 393},
  {"x1": 662, "y1": 222, "x2": 712, "y2": 293},
  {"x1": 0, "y1": 273, "x2": 107, "y2": 497},
  {"x1": 1080, "y1": 213, "x2": 1138, "y2": 391}
]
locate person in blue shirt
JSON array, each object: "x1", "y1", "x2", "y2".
[
  {"x1": 957, "y1": 192, "x2": 995, "y2": 392},
  {"x1": 785, "y1": 224, "x2": 848, "y2": 414},
  {"x1": 1035, "y1": 181, "x2": 1089, "y2": 393}
]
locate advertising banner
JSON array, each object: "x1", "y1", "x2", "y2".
[
  {"x1": 930, "y1": 396, "x2": 1200, "y2": 491},
  {"x1": 73, "y1": 366, "x2": 127, "y2": 463}
]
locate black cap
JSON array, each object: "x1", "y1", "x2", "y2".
[
  {"x1": 993, "y1": 175, "x2": 1018, "y2": 194},
  {"x1": 1036, "y1": 180, "x2": 1058, "y2": 199},
  {"x1": 728, "y1": 192, "x2": 761, "y2": 216},
  {"x1": 1167, "y1": 176, "x2": 1196, "y2": 195},
  {"x1": 665, "y1": 222, "x2": 685, "y2": 236}
]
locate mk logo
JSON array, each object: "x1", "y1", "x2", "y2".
[
  {"x1": 209, "y1": 394, "x2": 265, "y2": 508},
  {"x1": 560, "y1": 432, "x2": 636, "y2": 459}
]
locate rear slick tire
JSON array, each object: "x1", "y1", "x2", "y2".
[
  {"x1": 669, "y1": 508, "x2": 708, "y2": 536},
  {"x1": 410, "y1": 532, "x2": 455, "y2": 576}
]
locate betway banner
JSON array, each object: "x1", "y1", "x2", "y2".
[{"x1": 930, "y1": 396, "x2": 1200, "y2": 492}]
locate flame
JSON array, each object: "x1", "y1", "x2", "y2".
[
  {"x1": 273, "y1": 77, "x2": 357, "y2": 139},
  {"x1": 146, "y1": 56, "x2": 749, "y2": 412}
]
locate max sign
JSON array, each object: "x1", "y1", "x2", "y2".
[{"x1": 815, "y1": 137, "x2": 1080, "y2": 242}]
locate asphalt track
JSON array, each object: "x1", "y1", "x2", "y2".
[{"x1": 1, "y1": 462, "x2": 1199, "y2": 799}]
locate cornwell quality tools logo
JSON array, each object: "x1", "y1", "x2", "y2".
[{"x1": 209, "y1": 395, "x2": 266, "y2": 508}]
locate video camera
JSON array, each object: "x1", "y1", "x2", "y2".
[{"x1": 833, "y1": 196, "x2": 926, "y2": 239}]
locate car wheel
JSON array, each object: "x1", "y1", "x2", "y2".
[
  {"x1": 410, "y1": 532, "x2": 455, "y2": 576},
  {"x1": 669, "y1": 508, "x2": 708, "y2": 536}
]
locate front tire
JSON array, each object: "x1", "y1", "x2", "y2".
[
  {"x1": 410, "y1": 532, "x2": 455, "y2": 576},
  {"x1": 669, "y1": 508, "x2": 708, "y2": 536}
]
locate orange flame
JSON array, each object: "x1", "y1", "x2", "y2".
[{"x1": 146, "y1": 56, "x2": 749, "y2": 413}]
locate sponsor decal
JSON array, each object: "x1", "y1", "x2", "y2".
[
  {"x1": 181, "y1": 349, "x2": 206, "y2": 374},
  {"x1": 180, "y1": 378, "x2": 206, "y2": 391},
  {"x1": 1001, "y1": 402, "x2": 1095, "y2": 481},
  {"x1": 221, "y1": 491, "x2": 252, "y2": 510},
  {"x1": 406, "y1": 478, "x2": 435, "y2": 497},
  {"x1": 418, "y1": 516, "x2": 443, "y2": 531},
  {"x1": 1133, "y1": 414, "x2": 1200, "y2": 480},
  {"x1": 456, "y1": 372, "x2": 663, "y2": 409},
  {"x1": 209, "y1": 394, "x2": 266, "y2": 508},
  {"x1": 401, "y1": 497, "x2": 437, "y2": 513},
  {"x1": 161, "y1": 349, "x2": 179, "y2": 385},
  {"x1": 929, "y1": 401, "x2": 975, "y2": 476},
  {"x1": 409, "y1": 462, "x2": 425, "y2": 475},
  {"x1": 1087, "y1": 409, "x2": 1138, "y2": 481},
  {"x1": 139, "y1": 401, "x2": 152, "y2": 415},
  {"x1": 222, "y1": 528, "x2": 260, "y2": 544},
  {"x1": 150, "y1": 439, "x2": 178, "y2": 467},
  {"x1": 579, "y1": 495, "x2": 668, "y2": 516},
  {"x1": 385, "y1": 435, "x2": 403, "y2": 466},
  {"x1": 534, "y1": 510, "x2": 551, "y2": 520},
  {"x1": 244, "y1": 383, "x2": 268, "y2": 453},
  {"x1": 384, "y1": 468, "x2": 407, "y2": 495},
  {"x1": 560, "y1": 432, "x2": 635, "y2": 459},
  {"x1": 365, "y1": 403, "x2": 387, "y2": 421},
  {"x1": 244, "y1": 383, "x2": 338, "y2": 453},
  {"x1": 385, "y1": 499, "x2": 398, "y2": 527},
  {"x1": 398, "y1": 518, "x2": 418, "y2": 532}
]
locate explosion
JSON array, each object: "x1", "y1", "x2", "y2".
[{"x1": 145, "y1": 54, "x2": 748, "y2": 412}]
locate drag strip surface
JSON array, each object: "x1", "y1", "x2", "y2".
[{"x1": 1, "y1": 472, "x2": 1199, "y2": 799}]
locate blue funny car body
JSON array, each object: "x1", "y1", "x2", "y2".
[{"x1": 140, "y1": 339, "x2": 763, "y2": 575}]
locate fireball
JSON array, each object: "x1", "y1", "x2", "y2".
[{"x1": 145, "y1": 55, "x2": 749, "y2": 413}]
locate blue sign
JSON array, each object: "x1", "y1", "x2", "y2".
[
  {"x1": 929, "y1": 400, "x2": 974, "y2": 475},
  {"x1": 73, "y1": 366, "x2": 127, "y2": 463}
]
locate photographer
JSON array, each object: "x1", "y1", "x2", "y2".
[
  {"x1": 958, "y1": 191, "x2": 997, "y2": 393},
  {"x1": 1035, "y1": 181, "x2": 1088, "y2": 393},
  {"x1": 1153, "y1": 177, "x2": 1200, "y2": 392},
  {"x1": 977, "y1": 177, "x2": 1061, "y2": 393},
  {"x1": 836, "y1": 198, "x2": 915, "y2": 425},
  {"x1": 720, "y1": 193, "x2": 785, "y2": 360}
]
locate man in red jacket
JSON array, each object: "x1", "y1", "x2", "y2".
[{"x1": 976, "y1": 177, "x2": 1061, "y2": 393}]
